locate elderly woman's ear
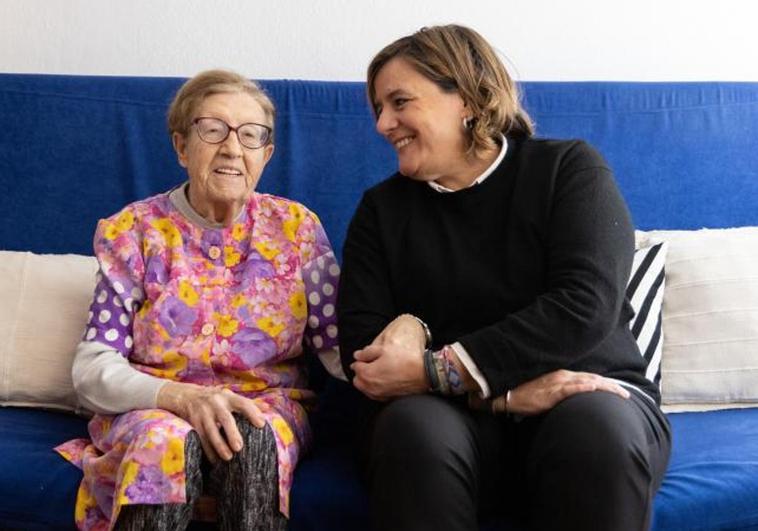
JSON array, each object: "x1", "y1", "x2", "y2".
[{"x1": 172, "y1": 131, "x2": 189, "y2": 168}]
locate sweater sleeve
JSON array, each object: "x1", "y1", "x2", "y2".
[
  {"x1": 72, "y1": 340, "x2": 167, "y2": 413},
  {"x1": 459, "y1": 143, "x2": 636, "y2": 397},
  {"x1": 337, "y1": 193, "x2": 396, "y2": 380}
]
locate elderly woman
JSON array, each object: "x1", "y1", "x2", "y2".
[
  {"x1": 56, "y1": 69, "x2": 341, "y2": 531},
  {"x1": 337, "y1": 25, "x2": 671, "y2": 531}
]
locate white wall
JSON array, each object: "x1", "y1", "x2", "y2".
[{"x1": 2, "y1": 0, "x2": 757, "y2": 81}]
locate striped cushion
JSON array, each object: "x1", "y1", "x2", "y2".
[{"x1": 627, "y1": 242, "x2": 668, "y2": 387}]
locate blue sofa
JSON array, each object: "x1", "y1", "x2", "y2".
[{"x1": 1, "y1": 74, "x2": 758, "y2": 531}]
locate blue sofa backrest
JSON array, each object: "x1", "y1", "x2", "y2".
[{"x1": 1, "y1": 74, "x2": 757, "y2": 258}]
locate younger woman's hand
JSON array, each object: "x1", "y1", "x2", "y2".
[
  {"x1": 351, "y1": 314, "x2": 427, "y2": 400},
  {"x1": 506, "y1": 369, "x2": 630, "y2": 416}
]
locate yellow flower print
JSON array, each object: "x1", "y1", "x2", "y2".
[
  {"x1": 154, "y1": 351, "x2": 188, "y2": 379},
  {"x1": 289, "y1": 203, "x2": 305, "y2": 222},
  {"x1": 257, "y1": 316, "x2": 285, "y2": 337},
  {"x1": 254, "y1": 241, "x2": 280, "y2": 260},
  {"x1": 116, "y1": 461, "x2": 140, "y2": 505},
  {"x1": 224, "y1": 245, "x2": 241, "y2": 267},
  {"x1": 237, "y1": 379, "x2": 268, "y2": 393},
  {"x1": 137, "y1": 299, "x2": 152, "y2": 319},
  {"x1": 160, "y1": 437, "x2": 185, "y2": 476},
  {"x1": 231, "y1": 293, "x2": 247, "y2": 308},
  {"x1": 283, "y1": 220, "x2": 299, "y2": 242},
  {"x1": 216, "y1": 313, "x2": 239, "y2": 338},
  {"x1": 272, "y1": 417, "x2": 294, "y2": 445},
  {"x1": 103, "y1": 222, "x2": 120, "y2": 240},
  {"x1": 178, "y1": 280, "x2": 199, "y2": 307},
  {"x1": 283, "y1": 204, "x2": 306, "y2": 242},
  {"x1": 116, "y1": 210, "x2": 135, "y2": 232},
  {"x1": 289, "y1": 291, "x2": 307, "y2": 319},
  {"x1": 231, "y1": 223, "x2": 246, "y2": 241},
  {"x1": 151, "y1": 218, "x2": 183, "y2": 248},
  {"x1": 74, "y1": 482, "x2": 99, "y2": 522}
]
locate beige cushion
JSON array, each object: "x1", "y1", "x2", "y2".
[
  {"x1": 636, "y1": 227, "x2": 758, "y2": 407},
  {"x1": 0, "y1": 250, "x2": 97, "y2": 414}
]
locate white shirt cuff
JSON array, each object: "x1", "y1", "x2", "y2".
[{"x1": 450, "y1": 342, "x2": 491, "y2": 398}]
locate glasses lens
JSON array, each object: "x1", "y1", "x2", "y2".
[
  {"x1": 238, "y1": 124, "x2": 270, "y2": 149},
  {"x1": 196, "y1": 118, "x2": 228, "y2": 144}
]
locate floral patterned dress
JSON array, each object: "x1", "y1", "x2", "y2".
[{"x1": 56, "y1": 187, "x2": 339, "y2": 530}]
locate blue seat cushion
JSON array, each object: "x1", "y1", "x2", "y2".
[
  {"x1": 653, "y1": 408, "x2": 758, "y2": 530},
  {"x1": 4, "y1": 404, "x2": 758, "y2": 530},
  {"x1": 0, "y1": 407, "x2": 88, "y2": 530}
]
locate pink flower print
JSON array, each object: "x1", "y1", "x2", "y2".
[
  {"x1": 157, "y1": 297, "x2": 198, "y2": 336},
  {"x1": 232, "y1": 328, "x2": 277, "y2": 367}
]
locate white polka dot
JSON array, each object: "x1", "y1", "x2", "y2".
[
  {"x1": 308, "y1": 315, "x2": 320, "y2": 329},
  {"x1": 85, "y1": 327, "x2": 96, "y2": 340},
  {"x1": 131, "y1": 287, "x2": 143, "y2": 300},
  {"x1": 113, "y1": 281, "x2": 125, "y2": 294},
  {"x1": 322, "y1": 283, "x2": 334, "y2": 296},
  {"x1": 326, "y1": 324, "x2": 338, "y2": 338},
  {"x1": 310, "y1": 270, "x2": 320, "y2": 284},
  {"x1": 312, "y1": 335, "x2": 323, "y2": 348},
  {"x1": 317, "y1": 256, "x2": 325, "y2": 269},
  {"x1": 98, "y1": 310, "x2": 111, "y2": 323},
  {"x1": 125, "y1": 336, "x2": 133, "y2": 349},
  {"x1": 119, "y1": 314, "x2": 130, "y2": 326},
  {"x1": 308, "y1": 292, "x2": 321, "y2": 305},
  {"x1": 113, "y1": 296, "x2": 123, "y2": 307},
  {"x1": 124, "y1": 298, "x2": 133, "y2": 312},
  {"x1": 96, "y1": 290, "x2": 107, "y2": 303},
  {"x1": 322, "y1": 304, "x2": 335, "y2": 317},
  {"x1": 328, "y1": 264, "x2": 340, "y2": 277},
  {"x1": 104, "y1": 329, "x2": 119, "y2": 342},
  {"x1": 87, "y1": 311, "x2": 93, "y2": 322}
]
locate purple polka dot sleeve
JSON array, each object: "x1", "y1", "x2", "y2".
[
  {"x1": 302, "y1": 251, "x2": 340, "y2": 354},
  {"x1": 83, "y1": 272, "x2": 143, "y2": 357},
  {"x1": 83, "y1": 217, "x2": 146, "y2": 358}
]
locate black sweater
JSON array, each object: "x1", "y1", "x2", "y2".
[{"x1": 337, "y1": 138, "x2": 659, "y2": 404}]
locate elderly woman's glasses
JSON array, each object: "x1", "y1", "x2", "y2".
[{"x1": 192, "y1": 117, "x2": 272, "y2": 149}]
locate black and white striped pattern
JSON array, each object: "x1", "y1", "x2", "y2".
[{"x1": 626, "y1": 242, "x2": 667, "y2": 386}]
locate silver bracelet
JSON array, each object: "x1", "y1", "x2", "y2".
[{"x1": 409, "y1": 314, "x2": 432, "y2": 350}]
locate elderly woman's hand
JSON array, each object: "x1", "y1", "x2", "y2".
[
  {"x1": 157, "y1": 382, "x2": 265, "y2": 463},
  {"x1": 351, "y1": 314, "x2": 428, "y2": 400},
  {"x1": 474, "y1": 369, "x2": 631, "y2": 417}
]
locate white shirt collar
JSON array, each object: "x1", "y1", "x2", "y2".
[{"x1": 428, "y1": 134, "x2": 508, "y2": 193}]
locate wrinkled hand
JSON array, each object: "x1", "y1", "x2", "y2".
[
  {"x1": 505, "y1": 369, "x2": 630, "y2": 416},
  {"x1": 351, "y1": 314, "x2": 427, "y2": 400},
  {"x1": 158, "y1": 382, "x2": 265, "y2": 463}
]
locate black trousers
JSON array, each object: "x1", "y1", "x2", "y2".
[{"x1": 363, "y1": 390, "x2": 671, "y2": 531}]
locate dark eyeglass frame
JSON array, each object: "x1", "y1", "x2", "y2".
[{"x1": 191, "y1": 117, "x2": 272, "y2": 150}]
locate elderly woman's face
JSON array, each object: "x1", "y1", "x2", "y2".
[
  {"x1": 372, "y1": 57, "x2": 469, "y2": 183},
  {"x1": 173, "y1": 92, "x2": 273, "y2": 211}
]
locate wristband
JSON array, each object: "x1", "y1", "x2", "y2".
[{"x1": 423, "y1": 348, "x2": 440, "y2": 392}]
